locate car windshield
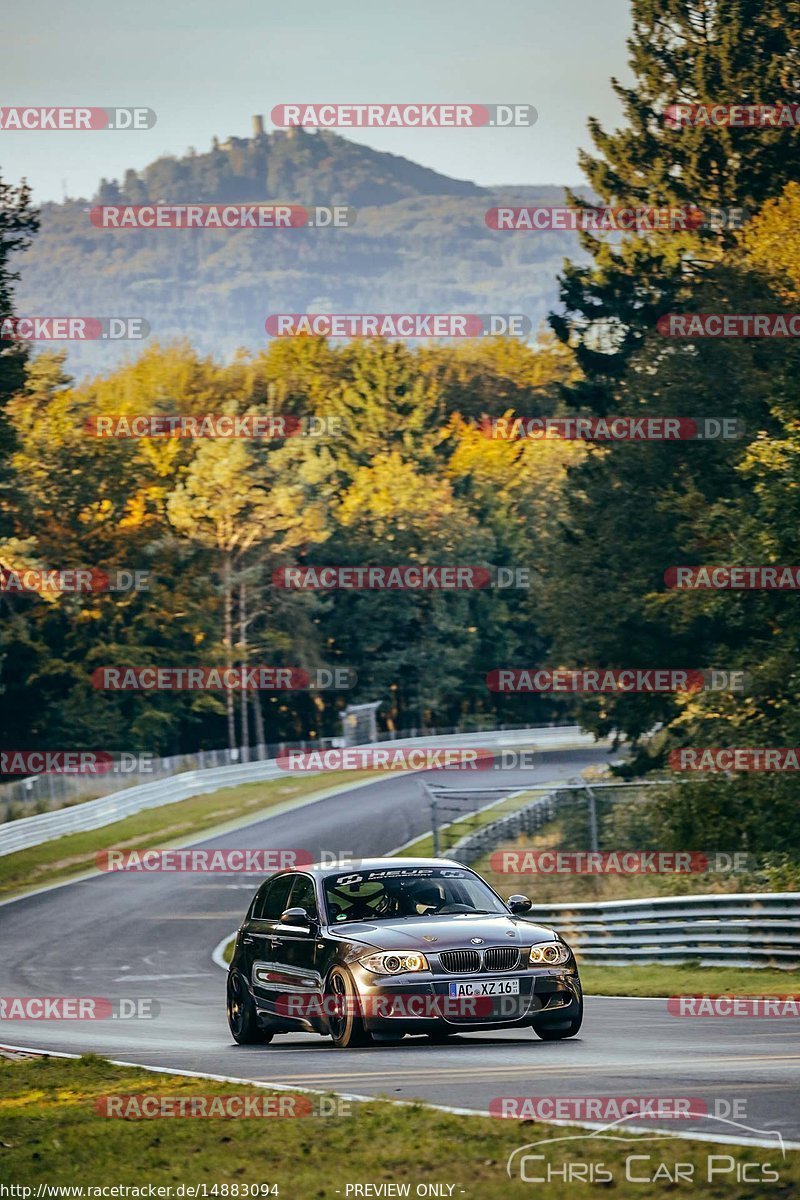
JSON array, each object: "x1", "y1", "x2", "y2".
[{"x1": 323, "y1": 866, "x2": 507, "y2": 924}]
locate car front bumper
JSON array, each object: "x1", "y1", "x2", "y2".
[{"x1": 349, "y1": 963, "x2": 582, "y2": 1034}]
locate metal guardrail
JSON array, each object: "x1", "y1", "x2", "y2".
[
  {"x1": 0, "y1": 720, "x2": 569, "y2": 818},
  {"x1": 523, "y1": 893, "x2": 800, "y2": 968},
  {"x1": 0, "y1": 742, "x2": 333, "y2": 817},
  {"x1": 448, "y1": 792, "x2": 560, "y2": 865},
  {"x1": 448, "y1": 786, "x2": 800, "y2": 967},
  {"x1": 0, "y1": 725, "x2": 597, "y2": 857},
  {"x1": 0, "y1": 761, "x2": 285, "y2": 858}
]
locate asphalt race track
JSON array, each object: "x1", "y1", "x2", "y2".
[{"x1": 1, "y1": 745, "x2": 798, "y2": 1150}]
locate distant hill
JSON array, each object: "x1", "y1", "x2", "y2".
[
  {"x1": 97, "y1": 123, "x2": 484, "y2": 207},
  {"x1": 14, "y1": 120, "x2": 588, "y2": 374}
]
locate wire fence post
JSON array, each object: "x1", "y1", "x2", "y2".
[
  {"x1": 570, "y1": 776, "x2": 599, "y2": 853},
  {"x1": 431, "y1": 795, "x2": 440, "y2": 857},
  {"x1": 421, "y1": 781, "x2": 440, "y2": 857},
  {"x1": 586, "y1": 782, "x2": 599, "y2": 853}
]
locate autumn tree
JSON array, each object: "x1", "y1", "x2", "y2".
[
  {"x1": 167, "y1": 423, "x2": 328, "y2": 754},
  {"x1": 552, "y1": 0, "x2": 800, "y2": 408}
]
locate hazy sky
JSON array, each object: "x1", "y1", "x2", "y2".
[{"x1": 1, "y1": 0, "x2": 633, "y2": 203}]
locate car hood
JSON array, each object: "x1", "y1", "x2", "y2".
[{"x1": 331, "y1": 913, "x2": 558, "y2": 951}]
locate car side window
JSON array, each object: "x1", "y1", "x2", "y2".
[
  {"x1": 254, "y1": 874, "x2": 294, "y2": 920},
  {"x1": 288, "y1": 874, "x2": 318, "y2": 920},
  {"x1": 248, "y1": 882, "x2": 270, "y2": 920}
]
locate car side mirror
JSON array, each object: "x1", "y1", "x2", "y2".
[
  {"x1": 279, "y1": 906, "x2": 315, "y2": 933},
  {"x1": 508, "y1": 894, "x2": 532, "y2": 914}
]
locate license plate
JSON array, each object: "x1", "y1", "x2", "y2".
[{"x1": 448, "y1": 978, "x2": 520, "y2": 997}]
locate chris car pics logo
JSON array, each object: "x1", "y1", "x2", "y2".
[{"x1": 506, "y1": 1112, "x2": 786, "y2": 1184}]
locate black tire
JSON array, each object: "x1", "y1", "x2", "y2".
[
  {"x1": 532, "y1": 996, "x2": 583, "y2": 1041},
  {"x1": 325, "y1": 966, "x2": 373, "y2": 1048},
  {"x1": 227, "y1": 970, "x2": 274, "y2": 1045}
]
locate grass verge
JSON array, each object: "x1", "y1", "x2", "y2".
[
  {"x1": 1, "y1": 1054, "x2": 795, "y2": 1196},
  {"x1": 581, "y1": 963, "x2": 800, "y2": 996},
  {"x1": 475, "y1": 824, "x2": 776, "y2": 903},
  {"x1": 0, "y1": 771, "x2": 378, "y2": 900}
]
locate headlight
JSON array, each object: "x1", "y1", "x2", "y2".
[
  {"x1": 359, "y1": 952, "x2": 430, "y2": 974},
  {"x1": 529, "y1": 941, "x2": 572, "y2": 966}
]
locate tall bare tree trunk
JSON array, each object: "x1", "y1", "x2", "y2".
[
  {"x1": 252, "y1": 689, "x2": 266, "y2": 759},
  {"x1": 239, "y1": 576, "x2": 250, "y2": 763},
  {"x1": 223, "y1": 551, "x2": 236, "y2": 755}
]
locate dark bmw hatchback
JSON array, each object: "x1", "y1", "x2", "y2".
[{"x1": 227, "y1": 858, "x2": 582, "y2": 1047}]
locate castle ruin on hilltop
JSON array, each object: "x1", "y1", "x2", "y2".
[{"x1": 211, "y1": 115, "x2": 313, "y2": 153}]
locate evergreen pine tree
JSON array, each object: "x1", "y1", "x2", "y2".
[
  {"x1": 552, "y1": 0, "x2": 800, "y2": 407},
  {"x1": 0, "y1": 173, "x2": 39, "y2": 535}
]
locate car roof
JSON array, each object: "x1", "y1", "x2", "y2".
[{"x1": 293, "y1": 857, "x2": 467, "y2": 877}]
